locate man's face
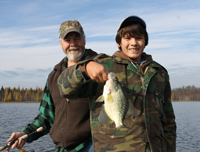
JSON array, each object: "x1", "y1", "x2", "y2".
[
  {"x1": 117, "y1": 34, "x2": 145, "y2": 62},
  {"x1": 60, "y1": 32, "x2": 85, "y2": 62}
]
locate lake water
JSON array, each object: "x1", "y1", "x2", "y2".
[
  {"x1": 0, "y1": 103, "x2": 54, "y2": 152},
  {"x1": 173, "y1": 102, "x2": 200, "y2": 152},
  {"x1": 0, "y1": 102, "x2": 199, "y2": 152}
]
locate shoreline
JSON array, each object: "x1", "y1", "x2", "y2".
[
  {"x1": 0, "y1": 101, "x2": 40, "y2": 103},
  {"x1": 1, "y1": 101, "x2": 200, "y2": 103},
  {"x1": 172, "y1": 100, "x2": 200, "y2": 102}
]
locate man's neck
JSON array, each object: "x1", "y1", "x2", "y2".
[{"x1": 67, "y1": 60, "x2": 80, "y2": 67}]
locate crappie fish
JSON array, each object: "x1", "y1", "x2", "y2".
[{"x1": 96, "y1": 72, "x2": 136, "y2": 128}]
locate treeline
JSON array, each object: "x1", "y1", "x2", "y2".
[
  {"x1": 0, "y1": 85, "x2": 200, "y2": 102},
  {"x1": 0, "y1": 86, "x2": 43, "y2": 102},
  {"x1": 171, "y1": 85, "x2": 200, "y2": 101}
]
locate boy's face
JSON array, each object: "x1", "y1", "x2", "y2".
[{"x1": 117, "y1": 34, "x2": 145, "y2": 62}]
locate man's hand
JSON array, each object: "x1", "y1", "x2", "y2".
[
  {"x1": 6, "y1": 132, "x2": 27, "y2": 152},
  {"x1": 86, "y1": 61, "x2": 109, "y2": 83}
]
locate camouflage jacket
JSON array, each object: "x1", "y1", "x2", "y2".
[{"x1": 58, "y1": 52, "x2": 176, "y2": 152}]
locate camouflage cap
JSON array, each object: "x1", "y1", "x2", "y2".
[{"x1": 59, "y1": 20, "x2": 84, "y2": 39}]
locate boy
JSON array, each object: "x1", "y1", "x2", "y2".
[{"x1": 58, "y1": 16, "x2": 176, "y2": 152}]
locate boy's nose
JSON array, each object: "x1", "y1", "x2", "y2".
[{"x1": 130, "y1": 38, "x2": 137, "y2": 45}]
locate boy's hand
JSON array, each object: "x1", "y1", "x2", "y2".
[{"x1": 86, "y1": 61, "x2": 109, "y2": 83}]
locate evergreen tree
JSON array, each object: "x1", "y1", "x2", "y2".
[
  {"x1": 7, "y1": 92, "x2": 12, "y2": 101},
  {"x1": 3, "y1": 89, "x2": 8, "y2": 102},
  {"x1": 1, "y1": 86, "x2": 5, "y2": 101}
]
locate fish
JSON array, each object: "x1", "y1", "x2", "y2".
[{"x1": 95, "y1": 72, "x2": 136, "y2": 128}]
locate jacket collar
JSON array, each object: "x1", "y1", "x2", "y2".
[{"x1": 112, "y1": 51, "x2": 153, "y2": 76}]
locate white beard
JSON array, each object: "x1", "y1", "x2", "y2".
[{"x1": 66, "y1": 49, "x2": 85, "y2": 62}]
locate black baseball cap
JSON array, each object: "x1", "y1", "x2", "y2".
[{"x1": 117, "y1": 16, "x2": 146, "y2": 31}]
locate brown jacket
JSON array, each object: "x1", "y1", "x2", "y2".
[{"x1": 48, "y1": 49, "x2": 97, "y2": 149}]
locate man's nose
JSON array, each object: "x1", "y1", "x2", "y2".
[{"x1": 70, "y1": 39, "x2": 77, "y2": 46}]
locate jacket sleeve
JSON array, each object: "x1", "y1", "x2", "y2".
[
  {"x1": 57, "y1": 53, "x2": 111, "y2": 99},
  {"x1": 57, "y1": 59, "x2": 98, "y2": 99},
  {"x1": 163, "y1": 76, "x2": 177, "y2": 152},
  {"x1": 20, "y1": 80, "x2": 54, "y2": 142}
]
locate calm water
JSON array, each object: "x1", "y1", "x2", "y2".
[
  {"x1": 0, "y1": 102, "x2": 200, "y2": 152},
  {"x1": 0, "y1": 103, "x2": 54, "y2": 152},
  {"x1": 173, "y1": 102, "x2": 200, "y2": 152}
]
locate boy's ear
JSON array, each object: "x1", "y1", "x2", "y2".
[{"x1": 117, "y1": 43, "x2": 121, "y2": 47}]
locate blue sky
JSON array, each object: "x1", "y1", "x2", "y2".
[{"x1": 0, "y1": 0, "x2": 200, "y2": 89}]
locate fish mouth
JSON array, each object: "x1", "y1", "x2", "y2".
[
  {"x1": 108, "y1": 72, "x2": 117, "y2": 79},
  {"x1": 108, "y1": 88, "x2": 113, "y2": 92}
]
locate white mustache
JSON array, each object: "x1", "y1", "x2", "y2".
[{"x1": 69, "y1": 47, "x2": 79, "y2": 51}]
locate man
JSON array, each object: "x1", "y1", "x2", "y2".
[
  {"x1": 57, "y1": 16, "x2": 176, "y2": 152},
  {"x1": 6, "y1": 20, "x2": 97, "y2": 152}
]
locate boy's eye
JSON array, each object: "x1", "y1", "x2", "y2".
[
  {"x1": 136, "y1": 36, "x2": 144, "y2": 40},
  {"x1": 123, "y1": 36, "x2": 130, "y2": 39}
]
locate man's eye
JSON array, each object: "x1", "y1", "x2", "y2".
[{"x1": 75, "y1": 37, "x2": 81, "y2": 41}]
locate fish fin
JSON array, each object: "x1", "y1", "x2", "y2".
[
  {"x1": 126, "y1": 100, "x2": 137, "y2": 116},
  {"x1": 115, "y1": 121, "x2": 130, "y2": 129},
  {"x1": 98, "y1": 106, "x2": 113, "y2": 125},
  {"x1": 115, "y1": 124, "x2": 125, "y2": 129},
  {"x1": 106, "y1": 94, "x2": 114, "y2": 103},
  {"x1": 95, "y1": 95, "x2": 104, "y2": 102}
]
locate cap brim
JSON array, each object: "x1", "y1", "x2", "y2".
[{"x1": 60, "y1": 28, "x2": 83, "y2": 39}]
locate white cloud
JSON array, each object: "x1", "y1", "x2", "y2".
[
  {"x1": 24, "y1": 25, "x2": 58, "y2": 32},
  {"x1": 145, "y1": 9, "x2": 200, "y2": 32},
  {"x1": 0, "y1": 44, "x2": 63, "y2": 70},
  {"x1": 0, "y1": 0, "x2": 200, "y2": 89},
  {"x1": 86, "y1": 41, "x2": 117, "y2": 55}
]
